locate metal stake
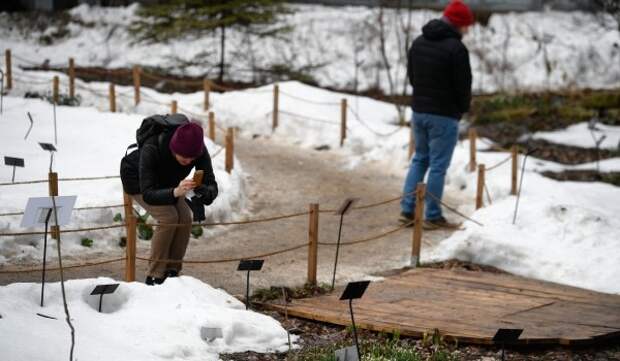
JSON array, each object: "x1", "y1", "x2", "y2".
[
  {"x1": 331, "y1": 212, "x2": 345, "y2": 290},
  {"x1": 40, "y1": 209, "x2": 53, "y2": 307},
  {"x1": 245, "y1": 270, "x2": 251, "y2": 310},
  {"x1": 512, "y1": 148, "x2": 536, "y2": 225},
  {"x1": 349, "y1": 299, "x2": 361, "y2": 359}
]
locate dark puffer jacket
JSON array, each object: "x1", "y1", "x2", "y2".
[
  {"x1": 408, "y1": 19, "x2": 472, "y2": 120},
  {"x1": 120, "y1": 131, "x2": 217, "y2": 206}
]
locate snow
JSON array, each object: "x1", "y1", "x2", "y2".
[
  {"x1": 2, "y1": 68, "x2": 619, "y2": 295},
  {"x1": 1, "y1": 4, "x2": 619, "y2": 93},
  {"x1": 426, "y1": 144, "x2": 620, "y2": 295},
  {"x1": 0, "y1": 95, "x2": 248, "y2": 264},
  {"x1": 0, "y1": 276, "x2": 294, "y2": 361},
  {"x1": 531, "y1": 121, "x2": 620, "y2": 150}
]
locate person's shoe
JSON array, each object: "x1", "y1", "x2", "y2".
[
  {"x1": 399, "y1": 212, "x2": 415, "y2": 226},
  {"x1": 164, "y1": 269, "x2": 179, "y2": 278},
  {"x1": 145, "y1": 276, "x2": 166, "y2": 286},
  {"x1": 423, "y1": 217, "x2": 462, "y2": 230}
]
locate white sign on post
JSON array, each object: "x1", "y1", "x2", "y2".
[{"x1": 20, "y1": 196, "x2": 77, "y2": 228}]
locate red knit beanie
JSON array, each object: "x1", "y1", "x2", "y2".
[
  {"x1": 169, "y1": 122, "x2": 205, "y2": 158},
  {"x1": 444, "y1": 1, "x2": 475, "y2": 27}
]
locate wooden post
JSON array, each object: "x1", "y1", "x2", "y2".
[
  {"x1": 5, "y1": 49, "x2": 12, "y2": 89},
  {"x1": 53, "y1": 76, "x2": 59, "y2": 104},
  {"x1": 132, "y1": 65, "x2": 141, "y2": 106},
  {"x1": 68, "y1": 57, "x2": 75, "y2": 98},
  {"x1": 340, "y1": 98, "x2": 347, "y2": 147},
  {"x1": 511, "y1": 145, "x2": 518, "y2": 195},
  {"x1": 123, "y1": 193, "x2": 136, "y2": 282},
  {"x1": 307, "y1": 203, "x2": 319, "y2": 285},
  {"x1": 469, "y1": 128, "x2": 477, "y2": 172},
  {"x1": 48, "y1": 172, "x2": 60, "y2": 240},
  {"x1": 203, "y1": 79, "x2": 210, "y2": 111},
  {"x1": 109, "y1": 83, "x2": 116, "y2": 113},
  {"x1": 272, "y1": 84, "x2": 279, "y2": 131},
  {"x1": 171, "y1": 100, "x2": 177, "y2": 114},
  {"x1": 411, "y1": 182, "x2": 426, "y2": 267},
  {"x1": 476, "y1": 164, "x2": 486, "y2": 210},
  {"x1": 208, "y1": 111, "x2": 216, "y2": 141},
  {"x1": 225, "y1": 127, "x2": 234, "y2": 173}
]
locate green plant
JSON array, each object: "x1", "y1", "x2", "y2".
[
  {"x1": 191, "y1": 225, "x2": 203, "y2": 238},
  {"x1": 113, "y1": 213, "x2": 123, "y2": 222},
  {"x1": 136, "y1": 212, "x2": 153, "y2": 240},
  {"x1": 80, "y1": 237, "x2": 93, "y2": 247}
]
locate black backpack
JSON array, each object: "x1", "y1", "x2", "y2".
[
  {"x1": 120, "y1": 113, "x2": 190, "y2": 194},
  {"x1": 126, "y1": 113, "x2": 190, "y2": 154}
]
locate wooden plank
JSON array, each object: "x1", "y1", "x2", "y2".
[{"x1": 268, "y1": 268, "x2": 620, "y2": 346}]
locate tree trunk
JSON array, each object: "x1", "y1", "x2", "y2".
[{"x1": 219, "y1": 24, "x2": 226, "y2": 83}]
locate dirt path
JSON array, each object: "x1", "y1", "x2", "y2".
[{"x1": 0, "y1": 135, "x2": 459, "y2": 295}]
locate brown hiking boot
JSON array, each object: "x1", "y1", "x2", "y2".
[{"x1": 423, "y1": 217, "x2": 462, "y2": 230}]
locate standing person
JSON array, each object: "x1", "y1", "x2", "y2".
[
  {"x1": 400, "y1": 0, "x2": 474, "y2": 229},
  {"x1": 121, "y1": 114, "x2": 218, "y2": 285}
]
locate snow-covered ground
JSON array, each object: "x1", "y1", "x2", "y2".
[
  {"x1": 0, "y1": 276, "x2": 294, "y2": 361},
  {"x1": 1, "y1": 3, "x2": 619, "y2": 94},
  {"x1": 1, "y1": 70, "x2": 619, "y2": 295},
  {"x1": 0, "y1": 94, "x2": 248, "y2": 263},
  {"x1": 428, "y1": 145, "x2": 620, "y2": 295},
  {"x1": 531, "y1": 121, "x2": 620, "y2": 150}
]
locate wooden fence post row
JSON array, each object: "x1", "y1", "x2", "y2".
[
  {"x1": 340, "y1": 98, "x2": 347, "y2": 147},
  {"x1": 68, "y1": 57, "x2": 75, "y2": 98},
  {"x1": 208, "y1": 112, "x2": 216, "y2": 141},
  {"x1": 476, "y1": 164, "x2": 486, "y2": 210},
  {"x1": 272, "y1": 84, "x2": 279, "y2": 131},
  {"x1": 109, "y1": 84, "x2": 116, "y2": 113},
  {"x1": 53, "y1": 76, "x2": 59, "y2": 104},
  {"x1": 204, "y1": 79, "x2": 210, "y2": 111},
  {"x1": 123, "y1": 193, "x2": 136, "y2": 282},
  {"x1": 48, "y1": 172, "x2": 60, "y2": 240},
  {"x1": 5, "y1": 49, "x2": 12, "y2": 89},
  {"x1": 511, "y1": 145, "x2": 518, "y2": 195},
  {"x1": 307, "y1": 203, "x2": 319, "y2": 285},
  {"x1": 469, "y1": 127, "x2": 477, "y2": 172},
  {"x1": 132, "y1": 65, "x2": 141, "y2": 106},
  {"x1": 411, "y1": 182, "x2": 426, "y2": 267},
  {"x1": 225, "y1": 127, "x2": 234, "y2": 173}
]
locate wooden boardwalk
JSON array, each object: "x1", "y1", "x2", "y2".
[{"x1": 268, "y1": 268, "x2": 620, "y2": 345}]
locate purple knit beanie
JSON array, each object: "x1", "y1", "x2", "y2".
[{"x1": 169, "y1": 122, "x2": 205, "y2": 158}]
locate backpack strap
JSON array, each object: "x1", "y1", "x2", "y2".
[{"x1": 125, "y1": 143, "x2": 138, "y2": 156}]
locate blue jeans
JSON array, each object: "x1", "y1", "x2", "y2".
[{"x1": 401, "y1": 112, "x2": 458, "y2": 220}]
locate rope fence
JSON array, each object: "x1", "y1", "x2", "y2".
[{"x1": 1, "y1": 50, "x2": 525, "y2": 285}]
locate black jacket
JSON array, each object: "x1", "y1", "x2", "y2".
[
  {"x1": 120, "y1": 131, "x2": 217, "y2": 206},
  {"x1": 408, "y1": 19, "x2": 472, "y2": 119}
]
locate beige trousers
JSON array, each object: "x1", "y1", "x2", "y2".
[{"x1": 131, "y1": 194, "x2": 192, "y2": 278}]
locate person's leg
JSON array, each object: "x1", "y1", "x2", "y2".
[
  {"x1": 424, "y1": 114, "x2": 459, "y2": 220},
  {"x1": 167, "y1": 196, "x2": 192, "y2": 274},
  {"x1": 401, "y1": 112, "x2": 430, "y2": 216},
  {"x1": 131, "y1": 195, "x2": 179, "y2": 279}
]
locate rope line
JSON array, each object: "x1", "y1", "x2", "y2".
[
  {"x1": 0, "y1": 204, "x2": 125, "y2": 217},
  {"x1": 485, "y1": 154, "x2": 512, "y2": 172},
  {"x1": 280, "y1": 110, "x2": 340, "y2": 126},
  {"x1": 318, "y1": 220, "x2": 413, "y2": 246},
  {"x1": 347, "y1": 106, "x2": 402, "y2": 137},
  {"x1": 426, "y1": 191, "x2": 484, "y2": 227},
  {"x1": 136, "y1": 243, "x2": 308, "y2": 265},
  {"x1": 0, "y1": 257, "x2": 125, "y2": 274},
  {"x1": 279, "y1": 90, "x2": 340, "y2": 106},
  {"x1": 0, "y1": 175, "x2": 120, "y2": 187}
]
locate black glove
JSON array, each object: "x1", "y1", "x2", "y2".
[
  {"x1": 195, "y1": 183, "x2": 218, "y2": 206},
  {"x1": 185, "y1": 196, "x2": 206, "y2": 222}
]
